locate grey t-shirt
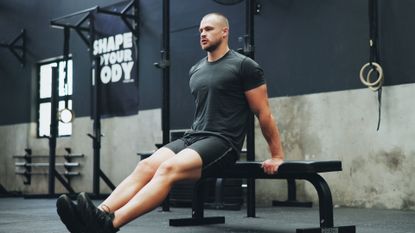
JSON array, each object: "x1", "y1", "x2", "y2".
[{"x1": 187, "y1": 50, "x2": 265, "y2": 155}]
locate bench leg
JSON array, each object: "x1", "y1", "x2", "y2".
[
  {"x1": 297, "y1": 174, "x2": 355, "y2": 233},
  {"x1": 169, "y1": 179, "x2": 225, "y2": 226},
  {"x1": 247, "y1": 178, "x2": 256, "y2": 217},
  {"x1": 272, "y1": 178, "x2": 313, "y2": 207}
]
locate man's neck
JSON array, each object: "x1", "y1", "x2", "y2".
[{"x1": 207, "y1": 45, "x2": 230, "y2": 62}]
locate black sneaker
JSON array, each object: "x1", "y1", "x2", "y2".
[
  {"x1": 77, "y1": 192, "x2": 119, "y2": 233},
  {"x1": 56, "y1": 194, "x2": 86, "y2": 233}
]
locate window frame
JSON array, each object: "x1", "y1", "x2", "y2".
[{"x1": 36, "y1": 55, "x2": 73, "y2": 138}]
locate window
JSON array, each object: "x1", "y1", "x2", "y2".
[{"x1": 37, "y1": 57, "x2": 73, "y2": 137}]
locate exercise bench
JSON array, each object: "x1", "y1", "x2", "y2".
[{"x1": 169, "y1": 160, "x2": 356, "y2": 233}]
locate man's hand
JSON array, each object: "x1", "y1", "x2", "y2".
[{"x1": 261, "y1": 157, "x2": 284, "y2": 175}]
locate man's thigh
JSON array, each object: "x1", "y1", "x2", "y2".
[
  {"x1": 187, "y1": 136, "x2": 237, "y2": 176},
  {"x1": 159, "y1": 148, "x2": 203, "y2": 181},
  {"x1": 162, "y1": 135, "x2": 237, "y2": 178}
]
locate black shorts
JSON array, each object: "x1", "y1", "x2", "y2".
[{"x1": 163, "y1": 134, "x2": 238, "y2": 176}]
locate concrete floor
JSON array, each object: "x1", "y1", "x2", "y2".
[{"x1": 0, "y1": 197, "x2": 414, "y2": 233}]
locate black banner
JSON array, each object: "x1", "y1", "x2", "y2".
[{"x1": 92, "y1": 3, "x2": 139, "y2": 117}]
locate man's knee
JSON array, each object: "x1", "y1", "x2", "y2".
[
  {"x1": 155, "y1": 161, "x2": 177, "y2": 178},
  {"x1": 132, "y1": 159, "x2": 158, "y2": 178},
  {"x1": 154, "y1": 157, "x2": 201, "y2": 183}
]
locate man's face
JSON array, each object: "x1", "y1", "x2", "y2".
[{"x1": 199, "y1": 16, "x2": 227, "y2": 52}]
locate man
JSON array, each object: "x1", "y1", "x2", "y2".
[{"x1": 56, "y1": 12, "x2": 284, "y2": 233}]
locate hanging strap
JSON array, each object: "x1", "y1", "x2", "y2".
[
  {"x1": 359, "y1": 0, "x2": 383, "y2": 131},
  {"x1": 376, "y1": 88, "x2": 382, "y2": 130},
  {"x1": 369, "y1": 0, "x2": 382, "y2": 131},
  {"x1": 369, "y1": 0, "x2": 378, "y2": 65}
]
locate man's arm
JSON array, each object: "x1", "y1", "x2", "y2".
[{"x1": 245, "y1": 84, "x2": 284, "y2": 174}]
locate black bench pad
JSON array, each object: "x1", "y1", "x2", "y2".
[{"x1": 207, "y1": 160, "x2": 342, "y2": 179}]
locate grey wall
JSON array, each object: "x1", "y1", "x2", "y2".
[{"x1": 0, "y1": 0, "x2": 414, "y2": 210}]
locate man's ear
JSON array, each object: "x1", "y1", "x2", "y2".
[{"x1": 222, "y1": 27, "x2": 229, "y2": 38}]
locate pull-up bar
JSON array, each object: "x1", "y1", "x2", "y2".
[
  {"x1": 52, "y1": 6, "x2": 98, "y2": 23},
  {"x1": 50, "y1": 0, "x2": 139, "y2": 42},
  {"x1": 97, "y1": 0, "x2": 138, "y2": 35}
]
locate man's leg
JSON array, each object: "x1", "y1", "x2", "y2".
[
  {"x1": 97, "y1": 148, "x2": 175, "y2": 213},
  {"x1": 112, "y1": 148, "x2": 203, "y2": 228}
]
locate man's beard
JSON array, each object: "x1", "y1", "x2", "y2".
[{"x1": 203, "y1": 40, "x2": 221, "y2": 52}]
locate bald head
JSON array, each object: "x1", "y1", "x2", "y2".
[{"x1": 201, "y1": 13, "x2": 229, "y2": 28}]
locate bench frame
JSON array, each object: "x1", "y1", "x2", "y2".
[{"x1": 169, "y1": 161, "x2": 356, "y2": 233}]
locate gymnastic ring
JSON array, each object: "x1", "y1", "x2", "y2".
[
  {"x1": 359, "y1": 62, "x2": 383, "y2": 87},
  {"x1": 366, "y1": 68, "x2": 383, "y2": 91}
]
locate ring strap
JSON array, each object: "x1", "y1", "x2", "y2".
[{"x1": 369, "y1": 0, "x2": 382, "y2": 131}]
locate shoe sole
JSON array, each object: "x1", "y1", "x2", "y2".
[{"x1": 56, "y1": 194, "x2": 86, "y2": 233}]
